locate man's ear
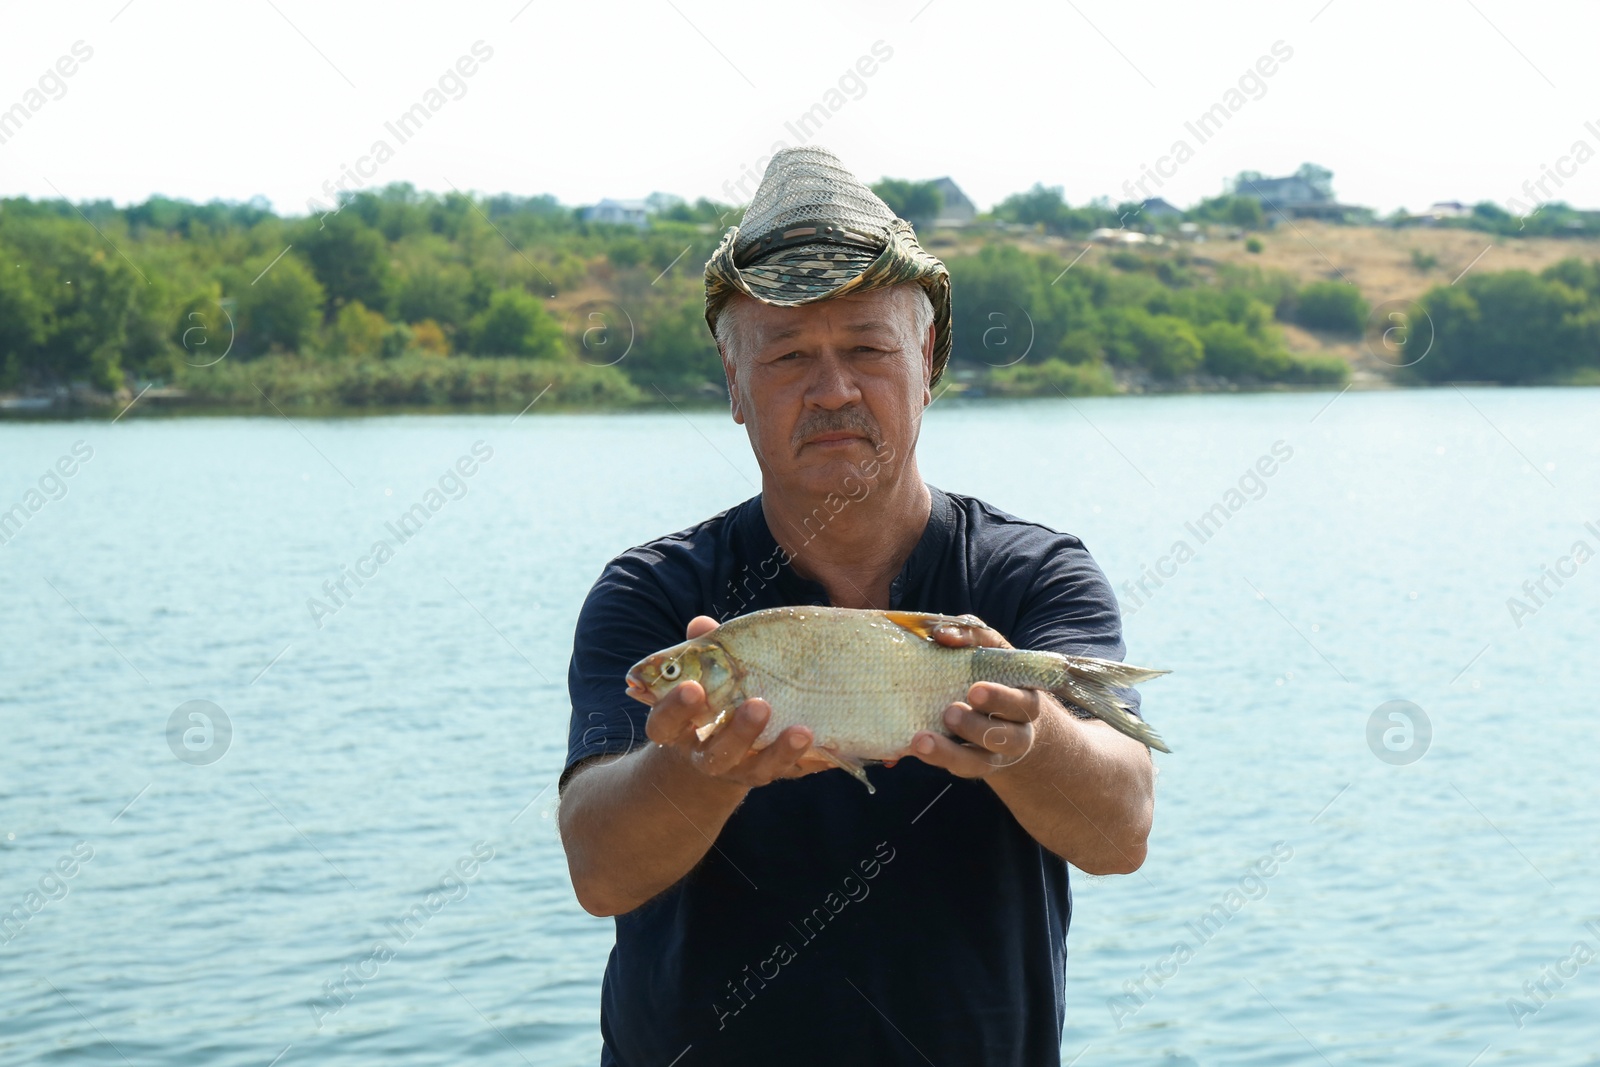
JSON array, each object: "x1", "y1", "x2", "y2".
[
  {"x1": 719, "y1": 345, "x2": 745, "y2": 424},
  {"x1": 920, "y1": 320, "x2": 936, "y2": 406}
]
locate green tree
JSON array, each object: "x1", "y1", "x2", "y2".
[
  {"x1": 0, "y1": 254, "x2": 49, "y2": 387},
  {"x1": 993, "y1": 184, "x2": 1117, "y2": 234},
  {"x1": 397, "y1": 259, "x2": 473, "y2": 329},
  {"x1": 466, "y1": 289, "x2": 564, "y2": 358},
  {"x1": 946, "y1": 244, "x2": 1096, "y2": 367},
  {"x1": 631, "y1": 301, "x2": 723, "y2": 395},
  {"x1": 1294, "y1": 163, "x2": 1335, "y2": 200},
  {"x1": 1190, "y1": 195, "x2": 1263, "y2": 229},
  {"x1": 871, "y1": 179, "x2": 943, "y2": 227},
  {"x1": 36, "y1": 232, "x2": 143, "y2": 388},
  {"x1": 995, "y1": 183, "x2": 1067, "y2": 228},
  {"x1": 1414, "y1": 271, "x2": 1598, "y2": 383},
  {"x1": 1541, "y1": 258, "x2": 1600, "y2": 298},
  {"x1": 303, "y1": 214, "x2": 394, "y2": 313},
  {"x1": 233, "y1": 252, "x2": 325, "y2": 356}
]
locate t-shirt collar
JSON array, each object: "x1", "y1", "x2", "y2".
[{"x1": 738, "y1": 483, "x2": 953, "y2": 610}]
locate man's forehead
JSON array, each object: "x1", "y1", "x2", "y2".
[{"x1": 742, "y1": 290, "x2": 909, "y2": 341}]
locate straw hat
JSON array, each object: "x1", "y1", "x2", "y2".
[{"x1": 703, "y1": 146, "x2": 953, "y2": 384}]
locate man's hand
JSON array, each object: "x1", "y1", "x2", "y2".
[
  {"x1": 908, "y1": 616, "x2": 1044, "y2": 779},
  {"x1": 561, "y1": 614, "x2": 833, "y2": 915},
  {"x1": 899, "y1": 614, "x2": 1153, "y2": 873},
  {"x1": 642, "y1": 615, "x2": 832, "y2": 789}
]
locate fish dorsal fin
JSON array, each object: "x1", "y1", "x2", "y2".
[{"x1": 882, "y1": 610, "x2": 992, "y2": 643}]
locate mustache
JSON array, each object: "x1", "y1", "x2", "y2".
[{"x1": 792, "y1": 408, "x2": 881, "y2": 450}]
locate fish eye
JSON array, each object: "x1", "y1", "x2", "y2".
[{"x1": 662, "y1": 661, "x2": 680, "y2": 680}]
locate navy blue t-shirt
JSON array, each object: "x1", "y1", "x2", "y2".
[{"x1": 563, "y1": 486, "x2": 1137, "y2": 1067}]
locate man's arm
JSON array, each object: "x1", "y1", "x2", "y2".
[
  {"x1": 909, "y1": 625, "x2": 1155, "y2": 875},
  {"x1": 559, "y1": 616, "x2": 827, "y2": 917}
]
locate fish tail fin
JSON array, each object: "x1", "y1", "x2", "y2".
[
  {"x1": 1062, "y1": 656, "x2": 1171, "y2": 688},
  {"x1": 1054, "y1": 676, "x2": 1172, "y2": 753},
  {"x1": 972, "y1": 648, "x2": 1172, "y2": 753}
]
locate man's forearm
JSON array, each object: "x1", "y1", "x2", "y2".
[
  {"x1": 987, "y1": 702, "x2": 1155, "y2": 874},
  {"x1": 559, "y1": 745, "x2": 750, "y2": 916}
]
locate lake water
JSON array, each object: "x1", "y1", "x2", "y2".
[{"x1": 3, "y1": 388, "x2": 1597, "y2": 1066}]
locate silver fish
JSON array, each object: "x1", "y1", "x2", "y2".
[{"x1": 627, "y1": 606, "x2": 1169, "y2": 792}]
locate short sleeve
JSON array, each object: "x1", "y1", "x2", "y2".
[
  {"x1": 1006, "y1": 534, "x2": 1142, "y2": 721},
  {"x1": 561, "y1": 555, "x2": 686, "y2": 793}
]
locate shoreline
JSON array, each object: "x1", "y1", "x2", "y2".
[{"x1": 3, "y1": 379, "x2": 1591, "y2": 423}]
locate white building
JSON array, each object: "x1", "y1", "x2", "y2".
[{"x1": 581, "y1": 198, "x2": 651, "y2": 227}]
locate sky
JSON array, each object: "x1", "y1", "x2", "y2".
[{"x1": 2, "y1": 0, "x2": 1598, "y2": 218}]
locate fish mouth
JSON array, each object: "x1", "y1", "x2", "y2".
[{"x1": 625, "y1": 670, "x2": 656, "y2": 705}]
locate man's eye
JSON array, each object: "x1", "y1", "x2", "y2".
[{"x1": 777, "y1": 351, "x2": 800, "y2": 361}]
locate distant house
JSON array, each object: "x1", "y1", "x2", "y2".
[
  {"x1": 929, "y1": 177, "x2": 976, "y2": 227},
  {"x1": 1426, "y1": 201, "x2": 1471, "y2": 219},
  {"x1": 1237, "y1": 175, "x2": 1326, "y2": 211},
  {"x1": 1139, "y1": 197, "x2": 1183, "y2": 219},
  {"x1": 1233, "y1": 165, "x2": 1343, "y2": 219},
  {"x1": 581, "y1": 198, "x2": 651, "y2": 227}
]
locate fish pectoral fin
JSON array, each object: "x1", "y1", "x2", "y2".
[
  {"x1": 811, "y1": 746, "x2": 876, "y2": 794},
  {"x1": 693, "y1": 707, "x2": 733, "y2": 743},
  {"x1": 883, "y1": 610, "x2": 995, "y2": 644}
]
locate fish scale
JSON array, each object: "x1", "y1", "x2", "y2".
[
  {"x1": 626, "y1": 605, "x2": 1170, "y2": 792},
  {"x1": 725, "y1": 609, "x2": 974, "y2": 757}
]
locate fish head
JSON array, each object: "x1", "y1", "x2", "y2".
[{"x1": 625, "y1": 638, "x2": 737, "y2": 721}]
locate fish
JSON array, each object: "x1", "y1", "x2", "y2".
[{"x1": 625, "y1": 606, "x2": 1169, "y2": 793}]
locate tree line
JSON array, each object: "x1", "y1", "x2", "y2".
[{"x1": 0, "y1": 181, "x2": 1592, "y2": 409}]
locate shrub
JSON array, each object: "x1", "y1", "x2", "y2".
[
  {"x1": 1230, "y1": 198, "x2": 1265, "y2": 229},
  {"x1": 1281, "y1": 354, "x2": 1350, "y2": 384},
  {"x1": 1412, "y1": 271, "x2": 1599, "y2": 383},
  {"x1": 179, "y1": 353, "x2": 640, "y2": 409},
  {"x1": 988, "y1": 358, "x2": 1118, "y2": 396},
  {"x1": 465, "y1": 289, "x2": 564, "y2": 358},
  {"x1": 410, "y1": 319, "x2": 450, "y2": 357},
  {"x1": 1295, "y1": 281, "x2": 1368, "y2": 333},
  {"x1": 1107, "y1": 310, "x2": 1204, "y2": 378},
  {"x1": 327, "y1": 301, "x2": 389, "y2": 359},
  {"x1": 1058, "y1": 331, "x2": 1103, "y2": 364},
  {"x1": 1199, "y1": 321, "x2": 1291, "y2": 379}
]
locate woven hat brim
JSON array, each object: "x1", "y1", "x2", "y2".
[
  {"x1": 705, "y1": 221, "x2": 953, "y2": 385},
  {"x1": 736, "y1": 243, "x2": 879, "y2": 304}
]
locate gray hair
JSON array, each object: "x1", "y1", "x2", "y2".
[{"x1": 715, "y1": 283, "x2": 935, "y2": 364}]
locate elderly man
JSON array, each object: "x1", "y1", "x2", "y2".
[{"x1": 559, "y1": 147, "x2": 1155, "y2": 1066}]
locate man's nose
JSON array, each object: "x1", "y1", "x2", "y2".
[{"x1": 805, "y1": 352, "x2": 861, "y2": 408}]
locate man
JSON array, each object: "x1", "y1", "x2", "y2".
[{"x1": 559, "y1": 146, "x2": 1155, "y2": 1066}]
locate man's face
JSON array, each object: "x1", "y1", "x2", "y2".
[{"x1": 720, "y1": 286, "x2": 933, "y2": 499}]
